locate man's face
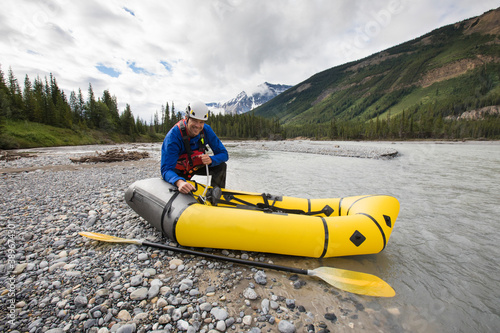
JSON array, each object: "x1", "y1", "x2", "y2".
[{"x1": 186, "y1": 118, "x2": 205, "y2": 137}]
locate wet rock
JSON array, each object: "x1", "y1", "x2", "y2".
[
  {"x1": 325, "y1": 312, "x2": 337, "y2": 322},
  {"x1": 254, "y1": 270, "x2": 267, "y2": 285},
  {"x1": 286, "y1": 298, "x2": 295, "y2": 309},
  {"x1": 243, "y1": 315, "x2": 252, "y2": 326},
  {"x1": 243, "y1": 287, "x2": 258, "y2": 300},
  {"x1": 261, "y1": 298, "x2": 270, "y2": 314},
  {"x1": 278, "y1": 320, "x2": 296, "y2": 333}
]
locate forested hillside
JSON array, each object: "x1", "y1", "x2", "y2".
[
  {"x1": 254, "y1": 8, "x2": 500, "y2": 140},
  {"x1": 0, "y1": 67, "x2": 281, "y2": 148}
]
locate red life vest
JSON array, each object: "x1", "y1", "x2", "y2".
[{"x1": 174, "y1": 120, "x2": 206, "y2": 178}]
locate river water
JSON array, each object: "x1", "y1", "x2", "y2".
[{"x1": 221, "y1": 141, "x2": 500, "y2": 333}]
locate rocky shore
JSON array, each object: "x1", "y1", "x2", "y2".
[
  {"x1": 229, "y1": 140, "x2": 399, "y2": 159},
  {"x1": 0, "y1": 143, "x2": 401, "y2": 333}
]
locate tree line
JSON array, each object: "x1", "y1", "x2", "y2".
[
  {"x1": 1, "y1": 64, "x2": 498, "y2": 144},
  {"x1": 284, "y1": 109, "x2": 500, "y2": 141},
  {"x1": 0, "y1": 65, "x2": 283, "y2": 142}
]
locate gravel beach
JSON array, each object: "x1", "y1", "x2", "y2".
[{"x1": 1, "y1": 142, "x2": 400, "y2": 333}]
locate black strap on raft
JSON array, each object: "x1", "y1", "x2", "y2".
[
  {"x1": 160, "y1": 182, "x2": 201, "y2": 237},
  {"x1": 208, "y1": 190, "x2": 334, "y2": 216},
  {"x1": 160, "y1": 189, "x2": 181, "y2": 237},
  {"x1": 178, "y1": 121, "x2": 206, "y2": 167}
]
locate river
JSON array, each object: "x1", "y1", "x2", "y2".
[{"x1": 221, "y1": 141, "x2": 500, "y2": 333}]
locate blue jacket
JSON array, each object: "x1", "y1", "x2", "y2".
[{"x1": 161, "y1": 121, "x2": 228, "y2": 185}]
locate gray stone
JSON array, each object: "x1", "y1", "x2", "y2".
[
  {"x1": 216, "y1": 320, "x2": 226, "y2": 331},
  {"x1": 200, "y1": 302, "x2": 212, "y2": 312},
  {"x1": 116, "y1": 323, "x2": 137, "y2": 333},
  {"x1": 261, "y1": 298, "x2": 270, "y2": 314},
  {"x1": 210, "y1": 307, "x2": 229, "y2": 321},
  {"x1": 74, "y1": 295, "x2": 88, "y2": 308},
  {"x1": 278, "y1": 320, "x2": 296, "y2": 333},
  {"x1": 254, "y1": 270, "x2": 267, "y2": 285},
  {"x1": 148, "y1": 284, "x2": 160, "y2": 299},
  {"x1": 130, "y1": 275, "x2": 143, "y2": 287},
  {"x1": 177, "y1": 319, "x2": 190, "y2": 331},
  {"x1": 243, "y1": 287, "x2": 258, "y2": 300},
  {"x1": 130, "y1": 287, "x2": 148, "y2": 301}
]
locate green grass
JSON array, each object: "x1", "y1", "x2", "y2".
[{"x1": 0, "y1": 120, "x2": 164, "y2": 149}]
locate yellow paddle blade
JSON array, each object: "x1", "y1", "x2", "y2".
[
  {"x1": 79, "y1": 232, "x2": 142, "y2": 245},
  {"x1": 310, "y1": 267, "x2": 395, "y2": 297}
]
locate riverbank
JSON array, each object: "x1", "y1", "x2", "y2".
[
  {"x1": 0, "y1": 143, "x2": 402, "y2": 333},
  {"x1": 229, "y1": 140, "x2": 399, "y2": 159}
]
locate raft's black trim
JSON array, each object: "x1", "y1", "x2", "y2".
[
  {"x1": 384, "y1": 215, "x2": 392, "y2": 228},
  {"x1": 172, "y1": 217, "x2": 179, "y2": 243},
  {"x1": 211, "y1": 192, "x2": 329, "y2": 216},
  {"x1": 172, "y1": 201, "x2": 197, "y2": 244},
  {"x1": 322, "y1": 205, "x2": 334, "y2": 217},
  {"x1": 307, "y1": 199, "x2": 311, "y2": 213},
  {"x1": 346, "y1": 195, "x2": 374, "y2": 215},
  {"x1": 160, "y1": 190, "x2": 181, "y2": 238},
  {"x1": 339, "y1": 198, "x2": 343, "y2": 216},
  {"x1": 319, "y1": 217, "x2": 329, "y2": 258},
  {"x1": 358, "y1": 213, "x2": 387, "y2": 250},
  {"x1": 349, "y1": 230, "x2": 366, "y2": 247}
]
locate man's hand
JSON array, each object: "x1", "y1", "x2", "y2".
[
  {"x1": 200, "y1": 154, "x2": 212, "y2": 165},
  {"x1": 175, "y1": 179, "x2": 195, "y2": 194}
]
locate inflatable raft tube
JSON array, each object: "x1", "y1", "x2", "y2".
[{"x1": 125, "y1": 178, "x2": 400, "y2": 258}]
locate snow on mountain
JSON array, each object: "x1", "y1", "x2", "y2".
[{"x1": 209, "y1": 82, "x2": 292, "y2": 115}]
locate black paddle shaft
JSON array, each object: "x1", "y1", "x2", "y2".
[{"x1": 142, "y1": 241, "x2": 309, "y2": 275}]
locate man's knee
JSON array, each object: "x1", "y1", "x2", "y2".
[{"x1": 211, "y1": 162, "x2": 227, "y2": 188}]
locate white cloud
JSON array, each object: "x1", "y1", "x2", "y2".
[{"x1": 1, "y1": 0, "x2": 498, "y2": 121}]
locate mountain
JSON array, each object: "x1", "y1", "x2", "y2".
[
  {"x1": 253, "y1": 8, "x2": 500, "y2": 130},
  {"x1": 210, "y1": 82, "x2": 292, "y2": 115}
]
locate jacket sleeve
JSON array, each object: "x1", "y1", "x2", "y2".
[
  {"x1": 204, "y1": 124, "x2": 228, "y2": 166},
  {"x1": 160, "y1": 127, "x2": 185, "y2": 185}
]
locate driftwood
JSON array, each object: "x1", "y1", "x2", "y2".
[
  {"x1": 70, "y1": 148, "x2": 149, "y2": 163},
  {"x1": 0, "y1": 150, "x2": 37, "y2": 161}
]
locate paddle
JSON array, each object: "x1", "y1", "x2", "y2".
[{"x1": 79, "y1": 231, "x2": 395, "y2": 297}]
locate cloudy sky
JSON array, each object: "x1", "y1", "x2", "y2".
[{"x1": 1, "y1": 0, "x2": 498, "y2": 120}]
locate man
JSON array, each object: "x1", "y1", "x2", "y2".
[{"x1": 161, "y1": 101, "x2": 228, "y2": 194}]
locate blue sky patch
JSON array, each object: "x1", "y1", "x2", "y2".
[
  {"x1": 96, "y1": 64, "x2": 121, "y2": 78},
  {"x1": 123, "y1": 7, "x2": 135, "y2": 16},
  {"x1": 160, "y1": 61, "x2": 173, "y2": 72},
  {"x1": 127, "y1": 61, "x2": 153, "y2": 75}
]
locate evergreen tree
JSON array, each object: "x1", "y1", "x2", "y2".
[
  {"x1": 164, "y1": 102, "x2": 171, "y2": 131},
  {"x1": 120, "y1": 104, "x2": 135, "y2": 135},
  {"x1": 102, "y1": 89, "x2": 120, "y2": 129},
  {"x1": 77, "y1": 88, "x2": 86, "y2": 126},
  {"x1": 0, "y1": 65, "x2": 9, "y2": 134},
  {"x1": 86, "y1": 83, "x2": 97, "y2": 128},
  {"x1": 23, "y1": 75, "x2": 36, "y2": 121},
  {"x1": 7, "y1": 67, "x2": 24, "y2": 119},
  {"x1": 153, "y1": 111, "x2": 159, "y2": 133},
  {"x1": 32, "y1": 76, "x2": 44, "y2": 123},
  {"x1": 43, "y1": 77, "x2": 56, "y2": 125}
]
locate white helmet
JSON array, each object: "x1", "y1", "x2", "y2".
[{"x1": 187, "y1": 101, "x2": 209, "y2": 121}]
